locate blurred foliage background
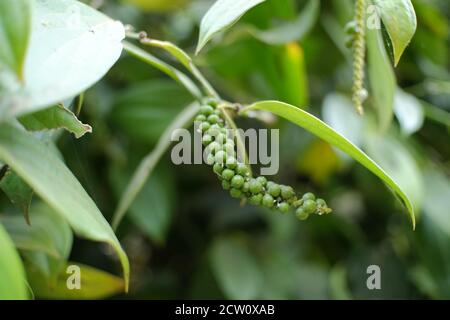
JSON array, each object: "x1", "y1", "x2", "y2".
[{"x1": 3, "y1": 0, "x2": 449, "y2": 299}]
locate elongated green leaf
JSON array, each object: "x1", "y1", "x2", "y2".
[
  {"x1": 0, "y1": 123, "x2": 129, "y2": 289},
  {"x1": 196, "y1": 0, "x2": 266, "y2": 53},
  {"x1": 367, "y1": 26, "x2": 396, "y2": 132},
  {"x1": 210, "y1": 236, "x2": 262, "y2": 299},
  {"x1": 1, "y1": 203, "x2": 72, "y2": 259},
  {"x1": 241, "y1": 101, "x2": 415, "y2": 227},
  {"x1": 112, "y1": 102, "x2": 199, "y2": 229},
  {"x1": 19, "y1": 104, "x2": 92, "y2": 138},
  {"x1": 0, "y1": 167, "x2": 33, "y2": 223},
  {"x1": 373, "y1": 0, "x2": 417, "y2": 66},
  {"x1": 27, "y1": 262, "x2": 124, "y2": 299},
  {"x1": 0, "y1": 223, "x2": 28, "y2": 299},
  {"x1": 252, "y1": 0, "x2": 319, "y2": 45},
  {"x1": 0, "y1": 0, "x2": 125, "y2": 118},
  {"x1": 0, "y1": 0, "x2": 32, "y2": 80}
]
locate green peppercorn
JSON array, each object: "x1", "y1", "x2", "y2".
[
  {"x1": 278, "y1": 202, "x2": 290, "y2": 213},
  {"x1": 223, "y1": 142, "x2": 235, "y2": 154},
  {"x1": 225, "y1": 157, "x2": 237, "y2": 169},
  {"x1": 296, "y1": 207, "x2": 309, "y2": 220},
  {"x1": 202, "y1": 134, "x2": 212, "y2": 145},
  {"x1": 303, "y1": 199, "x2": 317, "y2": 214},
  {"x1": 231, "y1": 175, "x2": 245, "y2": 188},
  {"x1": 302, "y1": 192, "x2": 316, "y2": 201},
  {"x1": 230, "y1": 188, "x2": 242, "y2": 198},
  {"x1": 215, "y1": 133, "x2": 227, "y2": 144},
  {"x1": 207, "y1": 141, "x2": 221, "y2": 155},
  {"x1": 280, "y1": 185, "x2": 295, "y2": 200},
  {"x1": 316, "y1": 198, "x2": 327, "y2": 207},
  {"x1": 213, "y1": 163, "x2": 224, "y2": 175},
  {"x1": 206, "y1": 153, "x2": 215, "y2": 165},
  {"x1": 256, "y1": 176, "x2": 267, "y2": 187},
  {"x1": 199, "y1": 122, "x2": 210, "y2": 132},
  {"x1": 242, "y1": 182, "x2": 250, "y2": 193},
  {"x1": 262, "y1": 194, "x2": 274, "y2": 208},
  {"x1": 222, "y1": 180, "x2": 231, "y2": 190},
  {"x1": 222, "y1": 169, "x2": 235, "y2": 181},
  {"x1": 196, "y1": 114, "x2": 206, "y2": 122},
  {"x1": 215, "y1": 150, "x2": 227, "y2": 164},
  {"x1": 200, "y1": 105, "x2": 214, "y2": 116},
  {"x1": 207, "y1": 114, "x2": 220, "y2": 124},
  {"x1": 249, "y1": 194, "x2": 263, "y2": 205},
  {"x1": 249, "y1": 179, "x2": 263, "y2": 194},
  {"x1": 236, "y1": 163, "x2": 249, "y2": 177},
  {"x1": 267, "y1": 183, "x2": 281, "y2": 197}
]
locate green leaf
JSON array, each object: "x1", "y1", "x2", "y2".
[
  {"x1": 240, "y1": 101, "x2": 415, "y2": 227},
  {"x1": 0, "y1": 0, "x2": 125, "y2": 118},
  {"x1": 0, "y1": 123, "x2": 129, "y2": 290},
  {"x1": 0, "y1": 167, "x2": 33, "y2": 223},
  {"x1": 393, "y1": 89, "x2": 424, "y2": 135},
  {"x1": 196, "y1": 0, "x2": 266, "y2": 53},
  {"x1": 373, "y1": 0, "x2": 417, "y2": 66},
  {"x1": 367, "y1": 26, "x2": 396, "y2": 132},
  {"x1": 0, "y1": 0, "x2": 32, "y2": 80},
  {"x1": 1, "y1": 203, "x2": 72, "y2": 259},
  {"x1": 27, "y1": 262, "x2": 124, "y2": 299},
  {"x1": 112, "y1": 102, "x2": 199, "y2": 230},
  {"x1": 251, "y1": 0, "x2": 319, "y2": 45},
  {"x1": 111, "y1": 80, "x2": 192, "y2": 143},
  {"x1": 19, "y1": 104, "x2": 92, "y2": 138},
  {"x1": 210, "y1": 236, "x2": 262, "y2": 299},
  {"x1": 0, "y1": 223, "x2": 28, "y2": 299}
]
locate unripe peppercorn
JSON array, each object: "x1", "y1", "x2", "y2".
[
  {"x1": 200, "y1": 105, "x2": 214, "y2": 116},
  {"x1": 236, "y1": 163, "x2": 249, "y2": 176},
  {"x1": 202, "y1": 134, "x2": 212, "y2": 145},
  {"x1": 196, "y1": 114, "x2": 206, "y2": 122},
  {"x1": 207, "y1": 141, "x2": 221, "y2": 155},
  {"x1": 231, "y1": 175, "x2": 245, "y2": 188},
  {"x1": 267, "y1": 183, "x2": 281, "y2": 197},
  {"x1": 213, "y1": 163, "x2": 223, "y2": 175},
  {"x1": 223, "y1": 142, "x2": 235, "y2": 154},
  {"x1": 296, "y1": 207, "x2": 309, "y2": 220},
  {"x1": 249, "y1": 179, "x2": 263, "y2": 194},
  {"x1": 206, "y1": 153, "x2": 215, "y2": 165},
  {"x1": 316, "y1": 198, "x2": 327, "y2": 207},
  {"x1": 256, "y1": 176, "x2": 267, "y2": 187},
  {"x1": 278, "y1": 202, "x2": 290, "y2": 213},
  {"x1": 215, "y1": 133, "x2": 227, "y2": 144},
  {"x1": 302, "y1": 192, "x2": 316, "y2": 201},
  {"x1": 230, "y1": 188, "x2": 242, "y2": 198},
  {"x1": 303, "y1": 199, "x2": 317, "y2": 214},
  {"x1": 199, "y1": 122, "x2": 210, "y2": 132},
  {"x1": 280, "y1": 185, "x2": 295, "y2": 200},
  {"x1": 222, "y1": 180, "x2": 231, "y2": 190},
  {"x1": 215, "y1": 150, "x2": 227, "y2": 164},
  {"x1": 249, "y1": 194, "x2": 263, "y2": 205},
  {"x1": 226, "y1": 157, "x2": 237, "y2": 169},
  {"x1": 262, "y1": 194, "x2": 275, "y2": 208},
  {"x1": 242, "y1": 182, "x2": 250, "y2": 193},
  {"x1": 207, "y1": 114, "x2": 220, "y2": 124},
  {"x1": 222, "y1": 169, "x2": 235, "y2": 181}
]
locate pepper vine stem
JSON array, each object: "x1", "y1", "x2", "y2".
[{"x1": 352, "y1": 0, "x2": 366, "y2": 115}]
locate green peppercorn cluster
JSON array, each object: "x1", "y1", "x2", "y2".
[{"x1": 196, "y1": 101, "x2": 332, "y2": 220}]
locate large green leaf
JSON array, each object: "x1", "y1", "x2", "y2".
[
  {"x1": 210, "y1": 236, "x2": 262, "y2": 299},
  {"x1": 1, "y1": 203, "x2": 72, "y2": 259},
  {"x1": 0, "y1": 223, "x2": 28, "y2": 299},
  {"x1": 196, "y1": 0, "x2": 266, "y2": 53},
  {"x1": 27, "y1": 262, "x2": 124, "y2": 299},
  {"x1": 19, "y1": 104, "x2": 92, "y2": 139},
  {"x1": 0, "y1": 167, "x2": 33, "y2": 223},
  {"x1": 0, "y1": 0, "x2": 125, "y2": 118},
  {"x1": 240, "y1": 101, "x2": 415, "y2": 227},
  {"x1": 252, "y1": 0, "x2": 319, "y2": 45},
  {"x1": 0, "y1": 123, "x2": 129, "y2": 289},
  {"x1": 0, "y1": 0, "x2": 32, "y2": 80},
  {"x1": 367, "y1": 26, "x2": 396, "y2": 132},
  {"x1": 373, "y1": 0, "x2": 417, "y2": 66}
]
